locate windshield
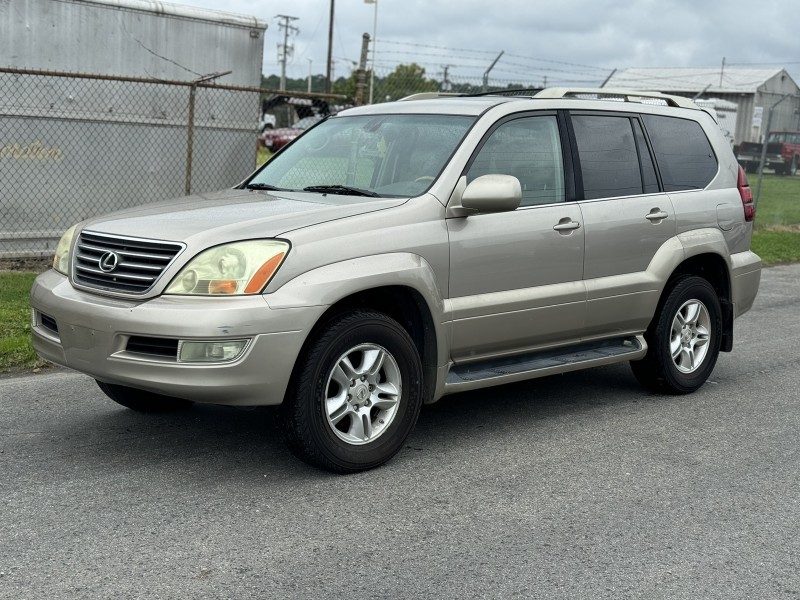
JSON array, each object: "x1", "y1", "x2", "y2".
[
  {"x1": 292, "y1": 115, "x2": 323, "y2": 130},
  {"x1": 247, "y1": 113, "x2": 475, "y2": 198}
]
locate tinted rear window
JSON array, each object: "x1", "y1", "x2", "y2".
[
  {"x1": 572, "y1": 115, "x2": 643, "y2": 200},
  {"x1": 643, "y1": 115, "x2": 717, "y2": 191}
]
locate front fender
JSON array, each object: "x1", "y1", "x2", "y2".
[{"x1": 265, "y1": 252, "x2": 450, "y2": 373}]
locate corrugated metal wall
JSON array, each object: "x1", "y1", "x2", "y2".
[
  {"x1": 753, "y1": 73, "x2": 800, "y2": 140},
  {"x1": 0, "y1": 0, "x2": 266, "y2": 86},
  {"x1": 0, "y1": 70, "x2": 264, "y2": 257},
  {"x1": 707, "y1": 73, "x2": 800, "y2": 144},
  {"x1": 0, "y1": 0, "x2": 269, "y2": 257}
]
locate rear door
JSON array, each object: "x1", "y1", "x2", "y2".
[{"x1": 571, "y1": 112, "x2": 677, "y2": 338}]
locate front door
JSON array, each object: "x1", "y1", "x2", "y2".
[{"x1": 446, "y1": 114, "x2": 586, "y2": 363}]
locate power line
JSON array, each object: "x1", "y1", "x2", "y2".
[
  {"x1": 378, "y1": 39, "x2": 498, "y2": 56},
  {"x1": 503, "y1": 52, "x2": 609, "y2": 72}
]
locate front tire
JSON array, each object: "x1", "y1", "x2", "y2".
[
  {"x1": 96, "y1": 381, "x2": 193, "y2": 413},
  {"x1": 631, "y1": 276, "x2": 722, "y2": 394},
  {"x1": 278, "y1": 310, "x2": 423, "y2": 473}
]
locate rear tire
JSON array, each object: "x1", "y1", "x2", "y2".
[
  {"x1": 96, "y1": 381, "x2": 193, "y2": 413},
  {"x1": 278, "y1": 310, "x2": 423, "y2": 473},
  {"x1": 631, "y1": 276, "x2": 722, "y2": 394}
]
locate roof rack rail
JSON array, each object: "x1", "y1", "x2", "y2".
[
  {"x1": 533, "y1": 87, "x2": 700, "y2": 109},
  {"x1": 399, "y1": 92, "x2": 460, "y2": 101},
  {"x1": 470, "y1": 88, "x2": 544, "y2": 97},
  {"x1": 402, "y1": 89, "x2": 545, "y2": 101}
]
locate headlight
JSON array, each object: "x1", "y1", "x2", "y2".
[
  {"x1": 53, "y1": 225, "x2": 78, "y2": 275},
  {"x1": 165, "y1": 240, "x2": 289, "y2": 296}
]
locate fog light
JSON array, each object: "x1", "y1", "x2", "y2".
[{"x1": 178, "y1": 339, "x2": 249, "y2": 363}]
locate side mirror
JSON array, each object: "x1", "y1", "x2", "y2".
[{"x1": 460, "y1": 174, "x2": 521, "y2": 213}]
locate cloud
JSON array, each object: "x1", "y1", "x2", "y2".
[{"x1": 182, "y1": 0, "x2": 799, "y2": 86}]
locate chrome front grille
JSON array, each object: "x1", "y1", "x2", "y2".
[{"x1": 73, "y1": 231, "x2": 184, "y2": 294}]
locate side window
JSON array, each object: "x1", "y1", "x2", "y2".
[
  {"x1": 466, "y1": 115, "x2": 565, "y2": 206},
  {"x1": 572, "y1": 115, "x2": 642, "y2": 200},
  {"x1": 642, "y1": 115, "x2": 717, "y2": 191}
]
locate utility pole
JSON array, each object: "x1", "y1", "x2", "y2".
[
  {"x1": 325, "y1": 0, "x2": 335, "y2": 93},
  {"x1": 355, "y1": 34, "x2": 371, "y2": 106},
  {"x1": 364, "y1": 0, "x2": 378, "y2": 104},
  {"x1": 276, "y1": 14, "x2": 299, "y2": 91}
]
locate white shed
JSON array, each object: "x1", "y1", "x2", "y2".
[{"x1": 604, "y1": 67, "x2": 800, "y2": 143}]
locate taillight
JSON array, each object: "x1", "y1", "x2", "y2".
[{"x1": 737, "y1": 165, "x2": 755, "y2": 222}]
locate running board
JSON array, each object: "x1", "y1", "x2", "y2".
[{"x1": 443, "y1": 335, "x2": 647, "y2": 394}]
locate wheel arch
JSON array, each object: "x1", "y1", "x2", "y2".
[
  {"x1": 270, "y1": 253, "x2": 445, "y2": 404},
  {"x1": 666, "y1": 252, "x2": 734, "y2": 352},
  {"x1": 306, "y1": 285, "x2": 439, "y2": 403}
]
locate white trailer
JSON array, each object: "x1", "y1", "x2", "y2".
[{"x1": 695, "y1": 98, "x2": 739, "y2": 148}]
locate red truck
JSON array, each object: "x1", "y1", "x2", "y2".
[{"x1": 736, "y1": 131, "x2": 800, "y2": 176}]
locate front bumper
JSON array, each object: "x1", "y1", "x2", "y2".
[{"x1": 30, "y1": 270, "x2": 327, "y2": 406}]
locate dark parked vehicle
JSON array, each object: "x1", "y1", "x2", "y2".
[{"x1": 736, "y1": 130, "x2": 800, "y2": 175}]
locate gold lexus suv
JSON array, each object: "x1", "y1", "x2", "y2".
[{"x1": 30, "y1": 89, "x2": 762, "y2": 472}]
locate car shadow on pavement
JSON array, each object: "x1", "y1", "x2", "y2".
[{"x1": 32, "y1": 363, "x2": 652, "y2": 477}]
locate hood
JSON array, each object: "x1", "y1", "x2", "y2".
[{"x1": 82, "y1": 188, "x2": 407, "y2": 244}]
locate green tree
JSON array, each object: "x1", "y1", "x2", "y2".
[
  {"x1": 332, "y1": 72, "x2": 358, "y2": 101},
  {"x1": 379, "y1": 63, "x2": 439, "y2": 102}
]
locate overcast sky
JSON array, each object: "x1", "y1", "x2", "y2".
[{"x1": 180, "y1": 0, "x2": 799, "y2": 87}]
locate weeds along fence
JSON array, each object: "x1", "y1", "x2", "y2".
[{"x1": 0, "y1": 67, "x2": 341, "y2": 258}]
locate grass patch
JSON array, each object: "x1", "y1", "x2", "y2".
[
  {"x1": 0, "y1": 272, "x2": 47, "y2": 373},
  {"x1": 256, "y1": 147, "x2": 272, "y2": 166},
  {"x1": 752, "y1": 174, "x2": 800, "y2": 266},
  {"x1": 753, "y1": 174, "x2": 800, "y2": 228},
  {"x1": 752, "y1": 230, "x2": 800, "y2": 265}
]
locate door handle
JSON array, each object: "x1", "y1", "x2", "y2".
[
  {"x1": 645, "y1": 209, "x2": 669, "y2": 222},
  {"x1": 553, "y1": 218, "x2": 581, "y2": 232}
]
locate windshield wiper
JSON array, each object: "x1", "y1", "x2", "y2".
[
  {"x1": 303, "y1": 184, "x2": 379, "y2": 198},
  {"x1": 245, "y1": 182, "x2": 288, "y2": 191}
]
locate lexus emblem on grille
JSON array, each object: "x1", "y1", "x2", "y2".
[{"x1": 98, "y1": 251, "x2": 120, "y2": 273}]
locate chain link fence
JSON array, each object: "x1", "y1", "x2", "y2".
[
  {"x1": 2, "y1": 63, "x2": 549, "y2": 258},
  {"x1": 0, "y1": 67, "x2": 342, "y2": 258}
]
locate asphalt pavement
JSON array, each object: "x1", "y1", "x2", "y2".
[{"x1": 1, "y1": 264, "x2": 799, "y2": 599}]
